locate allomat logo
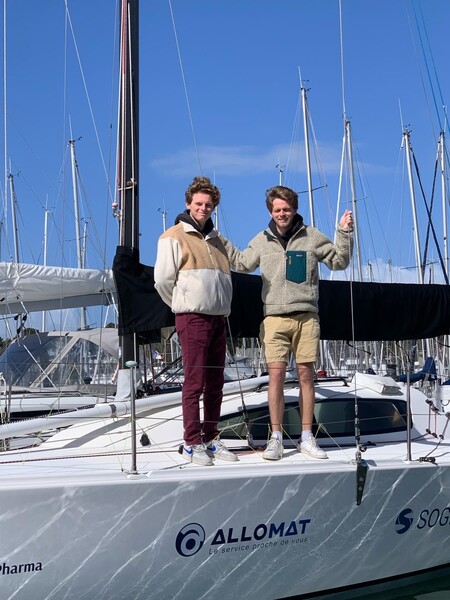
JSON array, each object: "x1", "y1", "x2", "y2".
[
  {"x1": 176, "y1": 518, "x2": 311, "y2": 557},
  {"x1": 175, "y1": 523, "x2": 206, "y2": 557},
  {"x1": 395, "y1": 508, "x2": 414, "y2": 534}
]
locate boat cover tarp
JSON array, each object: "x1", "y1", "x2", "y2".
[
  {"x1": 397, "y1": 356, "x2": 438, "y2": 383},
  {"x1": 112, "y1": 246, "x2": 450, "y2": 342},
  {"x1": 0, "y1": 262, "x2": 116, "y2": 315}
]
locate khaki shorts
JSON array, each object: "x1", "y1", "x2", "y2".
[{"x1": 260, "y1": 313, "x2": 320, "y2": 364}]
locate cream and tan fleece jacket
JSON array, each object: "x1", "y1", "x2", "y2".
[{"x1": 154, "y1": 220, "x2": 232, "y2": 316}]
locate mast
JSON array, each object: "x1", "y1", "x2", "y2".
[
  {"x1": 439, "y1": 131, "x2": 449, "y2": 278},
  {"x1": 403, "y1": 128, "x2": 431, "y2": 361},
  {"x1": 158, "y1": 207, "x2": 167, "y2": 232},
  {"x1": 301, "y1": 83, "x2": 315, "y2": 228},
  {"x1": 439, "y1": 130, "x2": 450, "y2": 379},
  {"x1": 7, "y1": 168, "x2": 20, "y2": 263},
  {"x1": 344, "y1": 120, "x2": 362, "y2": 282},
  {"x1": 69, "y1": 137, "x2": 87, "y2": 330},
  {"x1": 117, "y1": 0, "x2": 139, "y2": 367},
  {"x1": 403, "y1": 128, "x2": 423, "y2": 284},
  {"x1": 41, "y1": 205, "x2": 50, "y2": 332},
  {"x1": 300, "y1": 79, "x2": 327, "y2": 370},
  {"x1": 69, "y1": 139, "x2": 83, "y2": 270}
]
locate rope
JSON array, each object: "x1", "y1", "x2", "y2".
[
  {"x1": 337, "y1": 2, "x2": 363, "y2": 464},
  {"x1": 225, "y1": 317, "x2": 256, "y2": 448},
  {"x1": 411, "y1": 145, "x2": 449, "y2": 284},
  {"x1": 338, "y1": 0, "x2": 347, "y2": 122},
  {"x1": 63, "y1": 1, "x2": 113, "y2": 205},
  {"x1": 408, "y1": 1, "x2": 447, "y2": 138},
  {"x1": 168, "y1": 0, "x2": 203, "y2": 174}
]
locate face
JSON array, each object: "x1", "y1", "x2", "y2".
[
  {"x1": 270, "y1": 198, "x2": 296, "y2": 233},
  {"x1": 187, "y1": 192, "x2": 215, "y2": 228}
]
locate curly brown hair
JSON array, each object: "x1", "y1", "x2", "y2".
[
  {"x1": 185, "y1": 176, "x2": 221, "y2": 207},
  {"x1": 265, "y1": 185, "x2": 298, "y2": 211}
]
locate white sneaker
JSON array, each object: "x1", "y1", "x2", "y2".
[
  {"x1": 262, "y1": 436, "x2": 283, "y2": 461},
  {"x1": 182, "y1": 444, "x2": 213, "y2": 466},
  {"x1": 299, "y1": 437, "x2": 328, "y2": 459},
  {"x1": 206, "y1": 438, "x2": 238, "y2": 462}
]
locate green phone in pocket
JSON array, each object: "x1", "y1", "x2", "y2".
[{"x1": 285, "y1": 251, "x2": 306, "y2": 283}]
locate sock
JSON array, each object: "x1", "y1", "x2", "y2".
[
  {"x1": 272, "y1": 431, "x2": 282, "y2": 441},
  {"x1": 301, "y1": 430, "x2": 312, "y2": 443}
]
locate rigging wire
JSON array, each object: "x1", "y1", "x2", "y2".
[
  {"x1": 338, "y1": 0, "x2": 366, "y2": 475},
  {"x1": 338, "y1": 0, "x2": 347, "y2": 123},
  {"x1": 407, "y1": 0, "x2": 450, "y2": 211},
  {"x1": 62, "y1": 0, "x2": 118, "y2": 332},
  {"x1": 2, "y1": 2, "x2": 52, "y2": 272},
  {"x1": 63, "y1": 1, "x2": 115, "y2": 206},
  {"x1": 408, "y1": 0, "x2": 447, "y2": 138},
  {"x1": 283, "y1": 68, "x2": 302, "y2": 190},
  {"x1": 2, "y1": 0, "x2": 6, "y2": 262},
  {"x1": 286, "y1": 69, "x2": 333, "y2": 237},
  {"x1": 168, "y1": 0, "x2": 203, "y2": 174},
  {"x1": 411, "y1": 147, "x2": 449, "y2": 284}
]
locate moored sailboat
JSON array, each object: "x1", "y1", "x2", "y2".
[{"x1": 0, "y1": 2, "x2": 450, "y2": 599}]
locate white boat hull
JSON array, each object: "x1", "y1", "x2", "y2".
[
  {"x1": 0, "y1": 444, "x2": 449, "y2": 599},
  {"x1": 0, "y1": 373, "x2": 448, "y2": 598}
]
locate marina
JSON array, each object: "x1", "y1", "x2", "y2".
[{"x1": 0, "y1": 1, "x2": 449, "y2": 599}]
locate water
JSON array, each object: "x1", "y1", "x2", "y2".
[
  {"x1": 285, "y1": 570, "x2": 450, "y2": 599},
  {"x1": 345, "y1": 573, "x2": 450, "y2": 600}
]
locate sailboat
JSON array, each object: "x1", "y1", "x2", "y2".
[
  {"x1": 1, "y1": 2, "x2": 450, "y2": 599},
  {"x1": 0, "y1": 256, "x2": 118, "y2": 419},
  {"x1": 0, "y1": 326, "x2": 118, "y2": 420}
]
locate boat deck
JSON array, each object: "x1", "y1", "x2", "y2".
[
  {"x1": 0, "y1": 373, "x2": 448, "y2": 485},
  {"x1": 0, "y1": 431, "x2": 447, "y2": 486}
]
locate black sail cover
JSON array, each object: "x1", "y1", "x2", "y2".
[{"x1": 112, "y1": 246, "x2": 450, "y2": 342}]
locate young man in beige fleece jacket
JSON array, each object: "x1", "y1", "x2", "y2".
[
  {"x1": 154, "y1": 176, "x2": 238, "y2": 466},
  {"x1": 220, "y1": 185, "x2": 353, "y2": 461}
]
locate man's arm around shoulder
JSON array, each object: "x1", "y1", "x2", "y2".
[{"x1": 218, "y1": 232, "x2": 260, "y2": 273}]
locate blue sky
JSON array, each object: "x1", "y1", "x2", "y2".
[{"x1": 2, "y1": 0, "x2": 450, "y2": 292}]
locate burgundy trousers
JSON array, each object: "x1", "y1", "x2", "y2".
[{"x1": 175, "y1": 313, "x2": 226, "y2": 446}]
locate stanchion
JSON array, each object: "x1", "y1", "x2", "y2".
[{"x1": 125, "y1": 360, "x2": 138, "y2": 474}]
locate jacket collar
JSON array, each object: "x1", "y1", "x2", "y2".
[
  {"x1": 265, "y1": 213, "x2": 305, "y2": 247},
  {"x1": 175, "y1": 210, "x2": 215, "y2": 237}
]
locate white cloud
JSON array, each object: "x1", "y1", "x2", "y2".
[
  {"x1": 148, "y1": 141, "x2": 393, "y2": 188},
  {"x1": 148, "y1": 142, "x2": 345, "y2": 178}
]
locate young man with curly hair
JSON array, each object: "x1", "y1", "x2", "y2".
[{"x1": 155, "y1": 176, "x2": 238, "y2": 466}]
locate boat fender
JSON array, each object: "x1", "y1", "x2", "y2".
[
  {"x1": 140, "y1": 433, "x2": 150, "y2": 446},
  {"x1": 178, "y1": 444, "x2": 184, "y2": 455}
]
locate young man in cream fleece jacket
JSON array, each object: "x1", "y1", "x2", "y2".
[
  {"x1": 154, "y1": 176, "x2": 238, "y2": 466},
  {"x1": 220, "y1": 185, "x2": 353, "y2": 461}
]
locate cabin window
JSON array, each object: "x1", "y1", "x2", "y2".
[
  {"x1": 0, "y1": 334, "x2": 70, "y2": 387},
  {"x1": 219, "y1": 397, "x2": 408, "y2": 441},
  {"x1": 0, "y1": 334, "x2": 118, "y2": 388},
  {"x1": 50, "y1": 340, "x2": 118, "y2": 387}
]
